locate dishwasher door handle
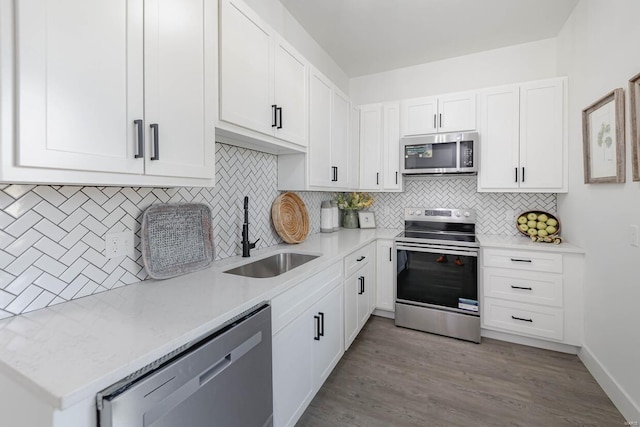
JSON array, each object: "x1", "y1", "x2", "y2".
[{"x1": 199, "y1": 331, "x2": 263, "y2": 386}]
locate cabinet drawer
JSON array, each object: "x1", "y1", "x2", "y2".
[
  {"x1": 271, "y1": 261, "x2": 342, "y2": 334},
  {"x1": 483, "y1": 298, "x2": 563, "y2": 341},
  {"x1": 483, "y1": 248, "x2": 562, "y2": 273},
  {"x1": 483, "y1": 267, "x2": 563, "y2": 307},
  {"x1": 344, "y1": 244, "x2": 371, "y2": 278}
]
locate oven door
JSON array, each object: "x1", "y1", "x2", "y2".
[{"x1": 396, "y1": 243, "x2": 478, "y2": 315}]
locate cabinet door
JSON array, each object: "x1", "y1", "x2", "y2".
[
  {"x1": 313, "y1": 284, "x2": 344, "y2": 386},
  {"x1": 344, "y1": 273, "x2": 360, "y2": 350},
  {"x1": 477, "y1": 85, "x2": 520, "y2": 190},
  {"x1": 349, "y1": 105, "x2": 360, "y2": 189},
  {"x1": 219, "y1": 0, "x2": 273, "y2": 136},
  {"x1": 358, "y1": 267, "x2": 371, "y2": 328},
  {"x1": 331, "y1": 90, "x2": 350, "y2": 188},
  {"x1": 383, "y1": 103, "x2": 401, "y2": 190},
  {"x1": 437, "y1": 92, "x2": 476, "y2": 133},
  {"x1": 143, "y1": 0, "x2": 215, "y2": 179},
  {"x1": 376, "y1": 240, "x2": 395, "y2": 311},
  {"x1": 273, "y1": 37, "x2": 308, "y2": 146},
  {"x1": 308, "y1": 70, "x2": 333, "y2": 187},
  {"x1": 15, "y1": 0, "x2": 144, "y2": 174},
  {"x1": 519, "y1": 79, "x2": 565, "y2": 190},
  {"x1": 401, "y1": 97, "x2": 437, "y2": 136},
  {"x1": 359, "y1": 104, "x2": 383, "y2": 189},
  {"x1": 272, "y1": 310, "x2": 315, "y2": 427}
]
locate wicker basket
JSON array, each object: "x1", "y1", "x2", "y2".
[
  {"x1": 271, "y1": 192, "x2": 310, "y2": 244},
  {"x1": 515, "y1": 210, "x2": 561, "y2": 238}
]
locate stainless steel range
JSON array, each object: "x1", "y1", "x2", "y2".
[{"x1": 395, "y1": 208, "x2": 480, "y2": 343}]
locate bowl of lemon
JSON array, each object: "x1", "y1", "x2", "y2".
[{"x1": 516, "y1": 211, "x2": 561, "y2": 243}]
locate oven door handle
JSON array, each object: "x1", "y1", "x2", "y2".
[{"x1": 396, "y1": 245, "x2": 478, "y2": 258}]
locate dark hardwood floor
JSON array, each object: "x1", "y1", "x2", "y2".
[{"x1": 297, "y1": 316, "x2": 625, "y2": 427}]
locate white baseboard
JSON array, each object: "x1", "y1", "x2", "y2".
[
  {"x1": 372, "y1": 309, "x2": 394, "y2": 319},
  {"x1": 579, "y1": 345, "x2": 640, "y2": 423},
  {"x1": 481, "y1": 328, "x2": 579, "y2": 354}
]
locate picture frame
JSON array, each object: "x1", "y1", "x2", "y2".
[
  {"x1": 358, "y1": 211, "x2": 376, "y2": 229},
  {"x1": 582, "y1": 88, "x2": 625, "y2": 183},
  {"x1": 630, "y1": 72, "x2": 640, "y2": 181}
]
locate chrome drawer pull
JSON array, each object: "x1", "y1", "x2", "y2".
[
  {"x1": 511, "y1": 315, "x2": 533, "y2": 323},
  {"x1": 510, "y1": 258, "x2": 532, "y2": 263},
  {"x1": 510, "y1": 285, "x2": 533, "y2": 291}
]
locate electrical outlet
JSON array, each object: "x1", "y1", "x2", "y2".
[
  {"x1": 105, "y1": 231, "x2": 134, "y2": 259},
  {"x1": 630, "y1": 225, "x2": 639, "y2": 247}
]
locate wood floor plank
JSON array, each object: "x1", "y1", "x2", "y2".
[{"x1": 297, "y1": 316, "x2": 625, "y2": 427}]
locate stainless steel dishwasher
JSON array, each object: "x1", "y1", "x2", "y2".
[{"x1": 97, "y1": 303, "x2": 273, "y2": 427}]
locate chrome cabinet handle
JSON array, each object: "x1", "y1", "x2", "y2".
[
  {"x1": 134, "y1": 119, "x2": 144, "y2": 159},
  {"x1": 150, "y1": 124, "x2": 159, "y2": 161},
  {"x1": 511, "y1": 315, "x2": 533, "y2": 323}
]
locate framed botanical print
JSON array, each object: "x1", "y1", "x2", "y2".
[
  {"x1": 582, "y1": 88, "x2": 625, "y2": 183},
  {"x1": 630, "y1": 72, "x2": 640, "y2": 181},
  {"x1": 357, "y1": 211, "x2": 376, "y2": 229}
]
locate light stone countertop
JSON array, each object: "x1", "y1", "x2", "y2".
[
  {"x1": 477, "y1": 234, "x2": 585, "y2": 254},
  {"x1": 0, "y1": 228, "x2": 401, "y2": 411}
]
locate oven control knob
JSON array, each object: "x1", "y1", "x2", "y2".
[
  {"x1": 464, "y1": 211, "x2": 470, "y2": 217},
  {"x1": 455, "y1": 211, "x2": 461, "y2": 217},
  {"x1": 416, "y1": 211, "x2": 422, "y2": 216},
  {"x1": 408, "y1": 210, "x2": 414, "y2": 215}
]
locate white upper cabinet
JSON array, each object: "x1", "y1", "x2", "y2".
[
  {"x1": 219, "y1": 0, "x2": 308, "y2": 147},
  {"x1": 401, "y1": 91, "x2": 476, "y2": 136},
  {"x1": 15, "y1": 0, "x2": 144, "y2": 175},
  {"x1": 331, "y1": 90, "x2": 350, "y2": 188},
  {"x1": 143, "y1": 0, "x2": 216, "y2": 179},
  {"x1": 359, "y1": 104, "x2": 383, "y2": 190},
  {"x1": 4, "y1": 0, "x2": 216, "y2": 186},
  {"x1": 308, "y1": 71, "x2": 333, "y2": 187},
  {"x1": 358, "y1": 103, "x2": 403, "y2": 192},
  {"x1": 478, "y1": 77, "x2": 567, "y2": 193}
]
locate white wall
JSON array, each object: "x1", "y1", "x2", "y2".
[
  {"x1": 350, "y1": 38, "x2": 558, "y2": 104},
  {"x1": 242, "y1": 0, "x2": 350, "y2": 93},
  {"x1": 556, "y1": 0, "x2": 640, "y2": 421}
]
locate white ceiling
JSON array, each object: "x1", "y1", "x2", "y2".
[{"x1": 279, "y1": 0, "x2": 579, "y2": 78}]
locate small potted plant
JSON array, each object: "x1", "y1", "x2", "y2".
[{"x1": 335, "y1": 192, "x2": 374, "y2": 228}]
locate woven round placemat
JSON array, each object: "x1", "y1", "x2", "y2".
[{"x1": 271, "y1": 192, "x2": 309, "y2": 244}]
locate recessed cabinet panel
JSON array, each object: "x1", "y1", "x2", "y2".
[
  {"x1": 308, "y1": 71, "x2": 333, "y2": 187},
  {"x1": 332, "y1": 90, "x2": 350, "y2": 188},
  {"x1": 401, "y1": 97, "x2": 437, "y2": 136},
  {"x1": 274, "y1": 39, "x2": 308, "y2": 146},
  {"x1": 144, "y1": 0, "x2": 214, "y2": 179},
  {"x1": 519, "y1": 79, "x2": 564, "y2": 190},
  {"x1": 383, "y1": 103, "x2": 401, "y2": 190},
  {"x1": 478, "y1": 86, "x2": 520, "y2": 190},
  {"x1": 437, "y1": 92, "x2": 476, "y2": 133},
  {"x1": 219, "y1": 0, "x2": 272, "y2": 136},
  {"x1": 376, "y1": 240, "x2": 395, "y2": 312},
  {"x1": 15, "y1": 0, "x2": 144, "y2": 174},
  {"x1": 359, "y1": 105, "x2": 383, "y2": 190}
]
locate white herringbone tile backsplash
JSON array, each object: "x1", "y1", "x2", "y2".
[
  {"x1": 0, "y1": 151, "x2": 555, "y2": 318},
  {"x1": 370, "y1": 176, "x2": 557, "y2": 234},
  {"x1": 0, "y1": 144, "x2": 291, "y2": 318}
]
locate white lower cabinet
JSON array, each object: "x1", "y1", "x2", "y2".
[
  {"x1": 272, "y1": 262, "x2": 344, "y2": 427},
  {"x1": 480, "y1": 247, "x2": 584, "y2": 346},
  {"x1": 375, "y1": 239, "x2": 395, "y2": 312},
  {"x1": 344, "y1": 243, "x2": 374, "y2": 350}
]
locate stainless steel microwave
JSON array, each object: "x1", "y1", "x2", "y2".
[{"x1": 400, "y1": 132, "x2": 478, "y2": 175}]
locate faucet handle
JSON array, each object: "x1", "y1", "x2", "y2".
[{"x1": 250, "y1": 238, "x2": 260, "y2": 249}]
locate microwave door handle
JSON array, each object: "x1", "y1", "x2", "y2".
[{"x1": 396, "y1": 245, "x2": 478, "y2": 258}]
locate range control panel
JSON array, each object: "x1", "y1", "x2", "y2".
[{"x1": 404, "y1": 208, "x2": 476, "y2": 223}]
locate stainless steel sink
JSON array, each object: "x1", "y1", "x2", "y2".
[{"x1": 224, "y1": 252, "x2": 319, "y2": 278}]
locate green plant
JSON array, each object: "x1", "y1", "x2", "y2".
[{"x1": 334, "y1": 192, "x2": 374, "y2": 210}]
